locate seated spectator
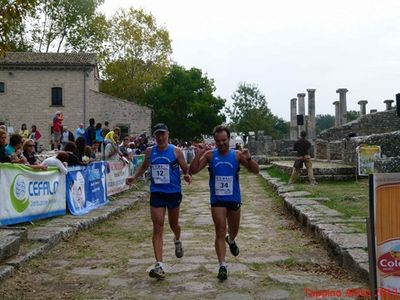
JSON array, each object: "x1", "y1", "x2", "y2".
[
  {"x1": 105, "y1": 132, "x2": 121, "y2": 161},
  {"x1": 41, "y1": 151, "x2": 69, "y2": 174},
  {"x1": 83, "y1": 145, "x2": 93, "y2": 163},
  {"x1": 91, "y1": 140, "x2": 100, "y2": 160},
  {"x1": 6, "y1": 134, "x2": 27, "y2": 164},
  {"x1": 22, "y1": 139, "x2": 38, "y2": 165},
  {"x1": 119, "y1": 136, "x2": 132, "y2": 158},
  {"x1": 19, "y1": 124, "x2": 29, "y2": 142},
  {"x1": 75, "y1": 137, "x2": 87, "y2": 164},
  {"x1": 0, "y1": 129, "x2": 10, "y2": 163},
  {"x1": 63, "y1": 141, "x2": 81, "y2": 166}
]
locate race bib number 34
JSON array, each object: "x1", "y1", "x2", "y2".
[
  {"x1": 152, "y1": 164, "x2": 170, "y2": 184},
  {"x1": 215, "y1": 176, "x2": 233, "y2": 196}
]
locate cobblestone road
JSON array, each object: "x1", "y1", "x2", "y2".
[{"x1": 0, "y1": 170, "x2": 367, "y2": 299}]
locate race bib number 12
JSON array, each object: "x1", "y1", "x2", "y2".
[{"x1": 152, "y1": 164, "x2": 170, "y2": 184}]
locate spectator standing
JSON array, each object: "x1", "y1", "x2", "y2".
[
  {"x1": 288, "y1": 131, "x2": 317, "y2": 185},
  {"x1": 85, "y1": 118, "x2": 96, "y2": 146},
  {"x1": 95, "y1": 123, "x2": 104, "y2": 151},
  {"x1": 29, "y1": 125, "x2": 42, "y2": 152},
  {"x1": 104, "y1": 131, "x2": 121, "y2": 161},
  {"x1": 75, "y1": 123, "x2": 84, "y2": 139},
  {"x1": 19, "y1": 124, "x2": 29, "y2": 142},
  {"x1": 61, "y1": 126, "x2": 75, "y2": 149},
  {"x1": 52, "y1": 111, "x2": 63, "y2": 150},
  {"x1": 101, "y1": 121, "x2": 110, "y2": 139},
  {"x1": 0, "y1": 129, "x2": 10, "y2": 163}
]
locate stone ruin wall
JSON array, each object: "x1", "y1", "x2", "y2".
[
  {"x1": 247, "y1": 136, "x2": 296, "y2": 157},
  {"x1": 315, "y1": 131, "x2": 400, "y2": 167},
  {"x1": 317, "y1": 110, "x2": 400, "y2": 141}
]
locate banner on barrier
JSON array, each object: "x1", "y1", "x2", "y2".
[
  {"x1": 357, "y1": 145, "x2": 381, "y2": 176},
  {"x1": 66, "y1": 161, "x2": 108, "y2": 215},
  {"x1": 0, "y1": 163, "x2": 66, "y2": 225},
  {"x1": 106, "y1": 160, "x2": 129, "y2": 196}
]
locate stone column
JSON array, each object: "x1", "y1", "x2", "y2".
[
  {"x1": 290, "y1": 98, "x2": 298, "y2": 140},
  {"x1": 384, "y1": 99, "x2": 394, "y2": 110},
  {"x1": 336, "y1": 88, "x2": 348, "y2": 125},
  {"x1": 333, "y1": 101, "x2": 340, "y2": 127},
  {"x1": 358, "y1": 100, "x2": 368, "y2": 115},
  {"x1": 297, "y1": 93, "x2": 306, "y2": 132},
  {"x1": 307, "y1": 89, "x2": 316, "y2": 140}
]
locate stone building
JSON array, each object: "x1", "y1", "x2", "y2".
[{"x1": 0, "y1": 52, "x2": 151, "y2": 147}]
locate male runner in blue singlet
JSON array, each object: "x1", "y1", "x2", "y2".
[
  {"x1": 126, "y1": 123, "x2": 192, "y2": 279},
  {"x1": 189, "y1": 125, "x2": 259, "y2": 281}
]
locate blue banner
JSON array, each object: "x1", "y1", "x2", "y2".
[{"x1": 66, "y1": 161, "x2": 108, "y2": 215}]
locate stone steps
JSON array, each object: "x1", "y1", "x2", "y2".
[
  {"x1": 270, "y1": 161, "x2": 357, "y2": 181},
  {"x1": 0, "y1": 227, "x2": 27, "y2": 263}
]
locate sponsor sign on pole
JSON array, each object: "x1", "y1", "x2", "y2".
[
  {"x1": 0, "y1": 163, "x2": 66, "y2": 225},
  {"x1": 106, "y1": 160, "x2": 130, "y2": 196},
  {"x1": 369, "y1": 173, "x2": 400, "y2": 299},
  {"x1": 66, "y1": 162, "x2": 107, "y2": 215},
  {"x1": 357, "y1": 145, "x2": 381, "y2": 176}
]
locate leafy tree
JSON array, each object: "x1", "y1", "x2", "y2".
[
  {"x1": 100, "y1": 8, "x2": 172, "y2": 105},
  {"x1": 0, "y1": 0, "x2": 37, "y2": 55},
  {"x1": 316, "y1": 114, "x2": 335, "y2": 134},
  {"x1": 145, "y1": 64, "x2": 225, "y2": 140},
  {"x1": 272, "y1": 116, "x2": 290, "y2": 139},
  {"x1": 346, "y1": 110, "x2": 359, "y2": 122},
  {"x1": 28, "y1": 0, "x2": 104, "y2": 52},
  {"x1": 226, "y1": 82, "x2": 283, "y2": 138}
]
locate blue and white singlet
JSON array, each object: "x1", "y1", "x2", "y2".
[
  {"x1": 208, "y1": 149, "x2": 241, "y2": 204},
  {"x1": 150, "y1": 144, "x2": 181, "y2": 193}
]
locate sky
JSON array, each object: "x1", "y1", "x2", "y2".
[{"x1": 99, "y1": 0, "x2": 400, "y2": 121}]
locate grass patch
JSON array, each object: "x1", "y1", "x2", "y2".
[
  {"x1": 266, "y1": 164, "x2": 369, "y2": 221},
  {"x1": 265, "y1": 165, "x2": 290, "y2": 183}
]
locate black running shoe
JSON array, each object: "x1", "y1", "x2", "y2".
[
  {"x1": 217, "y1": 265, "x2": 228, "y2": 281},
  {"x1": 174, "y1": 239, "x2": 184, "y2": 258},
  {"x1": 149, "y1": 263, "x2": 165, "y2": 279},
  {"x1": 225, "y1": 235, "x2": 240, "y2": 256}
]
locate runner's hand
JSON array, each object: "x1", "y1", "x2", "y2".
[
  {"x1": 126, "y1": 176, "x2": 136, "y2": 186},
  {"x1": 240, "y1": 148, "x2": 251, "y2": 161},
  {"x1": 183, "y1": 174, "x2": 192, "y2": 184}
]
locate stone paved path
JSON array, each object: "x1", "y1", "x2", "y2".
[{"x1": 0, "y1": 170, "x2": 367, "y2": 299}]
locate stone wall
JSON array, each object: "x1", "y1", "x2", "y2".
[
  {"x1": 342, "y1": 131, "x2": 400, "y2": 165},
  {"x1": 318, "y1": 110, "x2": 400, "y2": 141},
  {"x1": 315, "y1": 139, "x2": 328, "y2": 159},
  {"x1": 0, "y1": 67, "x2": 151, "y2": 147},
  {"x1": 247, "y1": 136, "x2": 296, "y2": 156},
  {"x1": 89, "y1": 90, "x2": 151, "y2": 136}
]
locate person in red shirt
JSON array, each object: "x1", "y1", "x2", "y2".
[{"x1": 52, "y1": 111, "x2": 63, "y2": 150}]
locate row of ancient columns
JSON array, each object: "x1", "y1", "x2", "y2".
[
  {"x1": 333, "y1": 89, "x2": 396, "y2": 127},
  {"x1": 289, "y1": 89, "x2": 316, "y2": 140}
]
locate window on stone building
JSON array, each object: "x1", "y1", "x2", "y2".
[
  {"x1": 0, "y1": 82, "x2": 5, "y2": 93},
  {"x1": 51, "y1": 87, "x2": 63, "y2": 106},
  {"x1": 117, "y1": 124, "x2": 130, "y2": 139}
]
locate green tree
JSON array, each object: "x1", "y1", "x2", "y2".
[
  {"x1": 100, "y1": 8, "x2": 172, "y2": 105},
  {"x1": 0, "y1": 0, "x2": 37, "y2": 55},
  {"x1": 316, "y1": 114, "x2": 335, "y2": 134},
  {"x1": 346, "y1": 110, "x2": 359, "y2": 122},
  {"x1": 145, "y1": 64, "x2": 225, "y2": 140},
  {"x1": 226, "y1": 82, "x2": 282, "y2": 138},
  {"x1": 272, "y1": 116, "x2": 289, "y2": 139},
  {"x1": 28, "y1": 0, "x2": 104, "y2": 52}
]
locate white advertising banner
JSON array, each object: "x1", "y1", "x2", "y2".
[
  {"x1": 106, "y1": 160, "x2": 129, "y2": 196},
  {"x1": 0, "y1": 163, "x2": 66, "y2": 225}
]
